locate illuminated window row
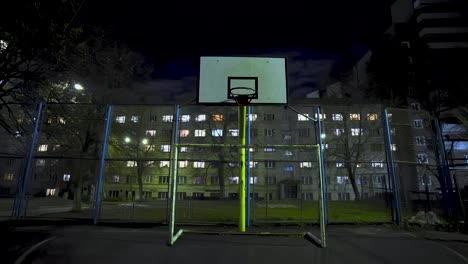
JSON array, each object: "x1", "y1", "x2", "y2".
[
  {"x1": 114, "y1": 114, "x2": 260, "y2": 124},
  {"x1": 297, "y1": 113, "x2": 379, "y2": 121}
]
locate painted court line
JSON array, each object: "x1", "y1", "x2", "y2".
[{"x1": 15, "y1": 236, "x2": 56, "y2": 264}]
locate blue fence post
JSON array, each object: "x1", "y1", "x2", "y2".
[
  {"x1": 316, "y1": 106, "x2": 328, "y2": 224},
  {"x1": 431, "y1": 118, "x2": 454, "y2": 217},
  {"x1": 14, "y1": 102, "x2": 44, "y2": 218},
  {"x1": 383, "y1": 108, "x2": 401, "y2": 225},
  {"x1": 93, "y1": 105, "x2": 113, "y2": 225}
]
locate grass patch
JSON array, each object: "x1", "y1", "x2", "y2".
[{"x1": 38, "y1": 199, "x2": 392, "y2": 223}]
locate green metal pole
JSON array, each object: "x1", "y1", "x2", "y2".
[
  {"x1": 169, "y1": 105, "x2": 183, "y2": 245},
  {"x1": 239, "y1": 105, "x2": 247, "y2": 232}
]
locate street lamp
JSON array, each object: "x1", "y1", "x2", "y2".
[
  {"x1": 74, "y1": 83, "x2": 84, "y2": 91},
  {"x1": 142, "y1": 138, "x2": 148, "y2": 145},
  {"x1": 124, "y1": 137, "x2": 131, "y2": 143},
  {"x1": 321, "y1": 133, "x2": 326, "y2": 139}
]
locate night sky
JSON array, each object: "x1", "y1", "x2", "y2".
[{"x1": 78, "y1": 1, "x2": 392, "y2": 103}]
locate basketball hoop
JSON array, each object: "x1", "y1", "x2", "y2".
[{"x1": 229, "y1": 87, "x2": 257, "y2": 106}]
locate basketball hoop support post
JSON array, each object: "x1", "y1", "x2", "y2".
[{"x1": 239, "y1": 105, "x2": 247, "y2": 232}]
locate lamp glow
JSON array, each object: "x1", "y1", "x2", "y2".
[
  {"x1": 142, "y1": 138, "x2": 148, "y2": 144},
  {"x1": 74, "y1": 83, "x2": 84, "y2": 90},
  {"x1": 321, "y1": 133, "x2": 326, "y2": 139},
  {"x1": 124, "y1": 137, "x2": 131, "y2": 143}
]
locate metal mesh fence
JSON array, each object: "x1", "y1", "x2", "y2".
[
  {"x1": 320, "y1": 104, "x2": 393, "y2": 223},
  {"x1": 0, "y1": 103, "x2": 37, "y2": 218},
  {"x1": 25, "y1": 104, "x2": 107, "y2": 219},
  {"x1": 3, "y1": 103, "x2": 436, "y2": 226},
  {"x1": 387, "y1": 108, "x2": 447, "y2": 220}
]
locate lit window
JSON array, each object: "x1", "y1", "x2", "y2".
[
  {"x1": 131, "y1": 116, "x2": 139, "y2": 123},
  {"x1": 180, "y1": 115, "x2": 190, "y2": 122},
  {"x1": 46, "y1": 188, "x2": 56, "y2": 196},
  {"x1": 371, "y1": 160, "x2": 384, "y2": 168},
  {"x1": 333, "y1": 129, "x2": 344, "y2": 136},
  {"x1": 367, "y1": 113, "x2": 378, "y2": 121},
  {"x1": 63, "y1": 174, "x2": 71, "y2": 181},
  {"x1": 228, "y1": 129, "x2": 239, "y2": 136},
  {"x1": 321, "y1": 144, "x2": 329, "y2": 150},
  {"x1": 229, "y1": 162, "x2": 239, "y2": 167},
  {"x1": 180, "y1": 147, "x2": 188, "y2": 152},
  {"x1": 179, "y1": 130, "x2": 190, "y2": 137},
  {"x1": 464, "y1": 155, "x2": 468, "y2": 164},
  {"x1": 160, "y1": 161, "x2": 170, "y2": 167},
  {"x1": 57, "y1": 117, "x2": 66, "y2": 124},
  {"x1": 337, "y1": 176, "x2": 349, "y2": 184},
  {"x1": 161, "y1": 145, "x2": 171, "y2": 152},
  {"x1": 162, "y1": 115, "x2": 173, "y2": 122},
  {"x1": 283, "y1": 134, "x2": 292, "y2": 140},
  {"x1": 336, "y1": 162, "x2": 345, "y2": 168},
  {"x1": 314, "y1": 113, "x2": 326, "y2": 120},
  {"x1": 146, "y1": 130, "x2": 156, "y2": 136},
  {"x1": 264, "y1": 148, "x2": 276, "y2": 152},
  {"x1": 146, "y1": 145, "x2": 156, "y2": 151},
  {"x1": 195, "y1": 114, "x2": 206, "y2": 122},
  {"x1": 212, "y1": 114, "x2": 224, "y2": 121},
  {"x1": 195, "y1": 129, "x2": 206, "y2": 137},
  {"x1": 146, "y1": 161, "x2": 155, "y2": 167},
  {"x1": 179, "y1": 161, "x2": 188, "y2": 168},
  {"x1": 4, "y1": 173, "x2": 14, "y2": 181},
  {"x1": 228, "y1": 176, "x2": 239, "y2": 184},
  {"x1": 127, "y1": 161, "x2": 137, "y2": 167},
  {"x1": 38, "y1": 144, "x2": 48, "y2": 152},
  {"x1": 194, "y1": 161, "x2": 205, "y2": 168},
  {"x1": 36, "y1": 159, "x2": 45, "y2": 166},
  {"x1": 349, "y1": 113, "x2": 360, "y2": 120},
  {"x1": 211, "y1": 129, "x2": 223, "y2": 137},
  {"x1": 298, "y1": 114, "x2": 310, "y2": 121},
  {"x1": 249, "y1": 114, "x2": 257, "y2": 121},
  {"x1": 387, "y1": 113, "x2": 393, "y2": 122},
  {"x1": 332, "y1": 114, "x2": 343, "y2": 121},
  {"x1": 284, "y1": 150, "x2": 293, "y2": 156},
  {"x1": 112, "y1": 175, "x2": 120, "y2": 183},
  {"x1": 300, "y1": 162, "x2": 312, "y2": 168},
  {"x1": 0, "y1": 40, "x2": 8, "y2": 50},
  {"x1": 414, "y1": 119, "x2": 423, "y2": 128},
  {"x1": 417, "y1": 153, "x2": 428, "y2": 163},
  {"x1": 249, "y1": 176, "x2": 258, "y2": 184},
  {"x1": 284, "y1": 166, "x2": 294, "y2": 172},
  {"x1": 351, "y1": 128, "x2": 363, "y2": 136},
  {"x1": 415, "y1": 136, "x2": 426, "y2": 146},
  {"x1": 115, "y1": 116, "x2": 125, "y2": 123},
  {"x1": 249, "y1": 161, "x2": 258, "y2": 168}
]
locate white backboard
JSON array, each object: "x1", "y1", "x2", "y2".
[{"x1": 198, "y1": 56, "x2": 287, "y2": 104}]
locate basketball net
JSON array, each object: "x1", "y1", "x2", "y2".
[{"x1": 235, "y1": 95, "x2": 251, "y2": 106}]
